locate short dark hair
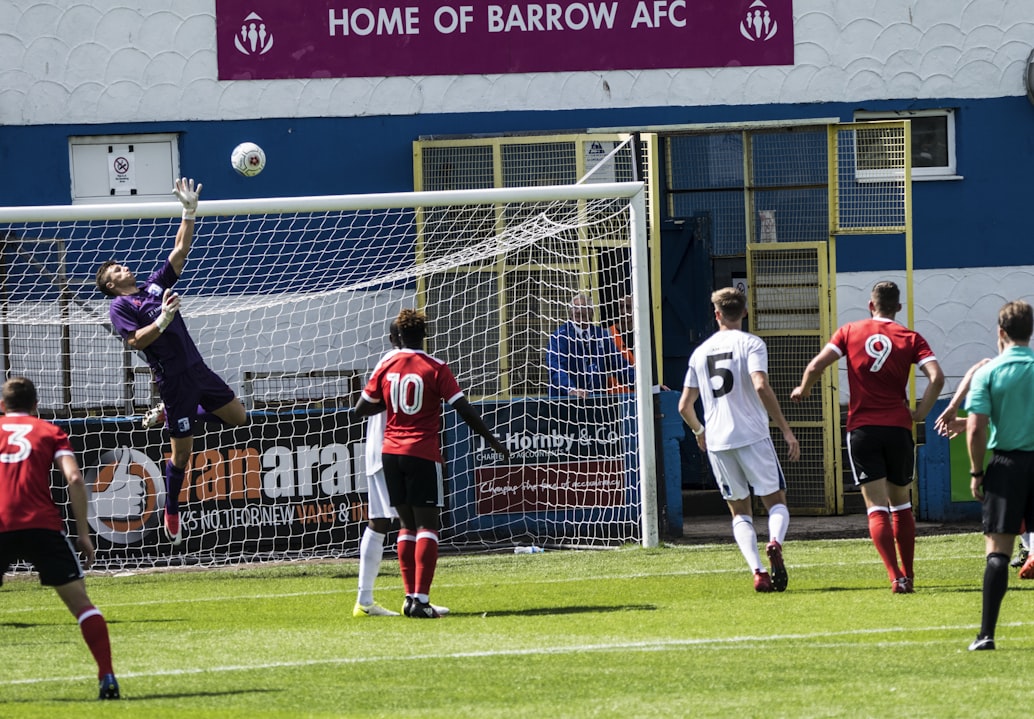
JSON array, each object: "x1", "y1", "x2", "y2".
[
  {"x1": 396, "y1": 308, "x2": 428, "y2": 348},
  {"x1": 999, "y1": 300, "x2": 1033, "y2": 343},
  {"x1": 95, "y1": 261, "x2": 118, "y2": 297},
  {"x1": 2, "y1": 376, "x2": 37, "y2": 413},
  {"x1": 871, "y1": 281, "x2": 900, "y2": 315},
  {"x1": 711, "y1": 287, "x2": 746, "y2": 322}
]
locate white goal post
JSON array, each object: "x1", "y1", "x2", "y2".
[{"x1": 0, "y1": 181, "x2": 657, "y2": 570}]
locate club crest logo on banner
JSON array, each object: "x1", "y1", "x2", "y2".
[
  {"x1": 234, "y1": 11, "x2": 275, "y2": 56},
  {"x1": 740, "y1": 0, "x2": 779, "y2": 41}
]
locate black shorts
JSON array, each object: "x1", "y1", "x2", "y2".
[
  {"x1": 0, "y1": 529, "x2": 84, "y2": 588},
  {"x1": 159, "y1": 364, "x2": 236, "y2": 439},
  {"x1": 846, "y1": 426, "x2": 915, "y2": 487},
  {"x1": 981, "y1": 450, "x2": 1034, "y2": 536},
  {"x1": 382, "y1": 453, "x2": 444, "y2": 508}
]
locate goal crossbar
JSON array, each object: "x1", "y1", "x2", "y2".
[{"x1": 0, "y1": 182, "x2": 647, "y2": 222}]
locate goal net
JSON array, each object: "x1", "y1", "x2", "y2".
[{"x1": 0, "y1": 182, "x2": 656, "y2": 571}]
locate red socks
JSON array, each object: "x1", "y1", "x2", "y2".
[
  {"x1": 397, "y1": 529, "x2": 416, "y2": 595},
  {"x1": 891, "y1": 505, "x2": 916, "y2": 579},
  {"x1": 399, "y1": 528, "x2": 440, "y2": 598},
  {"x1": 415, "y1": 530, "x2": 440, "y2": 596},
  {"x1": 867, "y1": 508, "x2": 902, "y2": 581},
  {"x1": 76, "y1": 606, "x2": 113, "y2": 678}
]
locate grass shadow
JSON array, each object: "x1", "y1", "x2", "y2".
[
  {"x1": 468, "y1": 603, "x2": 657, "y2": 618},
  {"x1": 1, "y1": 621, "x2": 71, "y2": 628},
  {"x1": 0, "y1": 616, "x2": 178, "y2": 629},
  {"x1": 0, "y1": 688, "x2": 279, "y2": 704},
  {"x1": 800, "y1": 583, "x2": 993, "y2": 594},
  {"x1": 112, "y1": 688, "x2": 279, "y2": 701}
]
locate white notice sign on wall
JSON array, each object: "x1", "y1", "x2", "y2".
[{"x1": 108, "y1": 145, "x2": 137, "y2": 196}]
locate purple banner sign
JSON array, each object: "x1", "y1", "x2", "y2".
[{"x1": 216, "y1": 0, "x2": 794, "y2": 81}]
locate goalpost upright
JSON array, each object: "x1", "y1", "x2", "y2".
[
  {"x1": 627, "y1": 187, "x2": 659, "y2": 548},
  {"x1": 0, "y1": 180, "x2": 659, "y2": 568}
]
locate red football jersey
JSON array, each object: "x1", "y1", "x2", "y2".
[
  {"x1": 828, "y1": 317, "x2": 936, "y2": 431},
  {"x1": 0, "y1": 414, "x2": 76, "y2": 533},
  {"x1": 361, "y1": 349, "x2": 463, "y2": 463}
]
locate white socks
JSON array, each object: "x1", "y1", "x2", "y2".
[
  {"x1": 767, "y1": 503, "x2": 789, "y2": 546},
  {"x1": 357, "y1": 527, "x2": 385, "y2": 606},
  {"x1": 732, "y1": 515, "x2": 762, "y2": 572}
]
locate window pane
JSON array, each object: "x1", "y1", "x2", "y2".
[{"x1": 911, "y1": 115, "x2": 948, "y2": 168}]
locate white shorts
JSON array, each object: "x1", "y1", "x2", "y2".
[
  {"x1": 366, "y1": 468, "x2": 399, "y2": 521},
  {"x1": 707, "y1": 437, "x2": 786, "y2": 502}
]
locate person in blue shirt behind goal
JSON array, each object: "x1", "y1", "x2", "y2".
[
  {"x1": 95, "y1": 178, "x2": 248, "y2": 547},
  {"x1": 547, "y1": 291, "x2": 634, "y2": 398}
]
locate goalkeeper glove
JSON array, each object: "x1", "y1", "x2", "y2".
[
  {"x1": 173, "y1": 177, "x2": 202, "y2": 220},
  {"x1": 155, "y1": 289, "x2": 180, "y2": 333}
]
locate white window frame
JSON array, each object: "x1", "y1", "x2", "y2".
[
  {"x1": 69, "y1": 133, "x2": 181, "y2": 204},
  {"x1": 853, "y1": 109, "x2": 959, "y2": 181}
]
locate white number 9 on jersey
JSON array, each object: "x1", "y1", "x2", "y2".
[{"x1": 864, "y1": 333, "x2": 892, "y2": 372}]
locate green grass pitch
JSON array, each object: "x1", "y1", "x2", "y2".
[{"x1": 2, "y1": 532, "x2": 1031, "y2": 718}]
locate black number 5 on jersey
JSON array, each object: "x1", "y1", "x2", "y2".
[{"x1": 706, "y1": 352, "x2": 734, "y2": 398}]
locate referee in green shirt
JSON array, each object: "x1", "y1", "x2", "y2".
[{"x1": 965, "y1": 299, "x2": 1034, "y2": 651}]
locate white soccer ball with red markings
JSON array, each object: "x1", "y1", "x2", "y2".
[{"x1": 231, "y1": 142, "x2": 266, "y2": 177}]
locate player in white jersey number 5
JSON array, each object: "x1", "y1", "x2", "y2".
[{"x1": 679, "y1": 288, "x2": 800, "y2": 593}]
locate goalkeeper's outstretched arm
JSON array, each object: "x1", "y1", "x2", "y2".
[{"x1": 169, "y1": 178, "x2": 202, "y2": 274}]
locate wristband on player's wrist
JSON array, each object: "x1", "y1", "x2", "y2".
[
  {"x1": 692, "y1": 425, "x2": 705, "y2": 437},
  {"x1": 970, "y1": 470, "x2": 984, "y2": 478},
  {"x1": 182, "y1": 209, "x2": 196, "y2": 221},
  {"x1": 155, "y1": 313, "x2": 174, "y2": 333}
]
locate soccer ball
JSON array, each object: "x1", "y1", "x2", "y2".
[{"x1": 231, "y1": 142, "x2": 266, "y2": 177}]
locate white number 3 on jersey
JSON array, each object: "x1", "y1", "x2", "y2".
[{"x1": 0, "y1": 423, "x2": 32, "y2": 463}]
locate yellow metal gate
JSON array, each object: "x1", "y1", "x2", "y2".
[
  {"x1": 413, "y1": 121, "x2": 911, "y2": 516},
  {"x1": 748, "y1": 242, "x2": 838, "y2": 514},
  {"x1": 745, "y1": 120, "x2": 910, "y2": 515}
]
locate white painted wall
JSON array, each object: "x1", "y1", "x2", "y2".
[
  {"x1": 3, "y1": 0, "x2": 1031, "y2": 126},
  {"x1": 835, "y1": 268, "x2": 1034, "y2": 399}
]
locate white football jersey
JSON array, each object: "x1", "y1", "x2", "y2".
[
  {"x1": 363, "y1": 348, "x2": 398, "y2": 476},
  {"x1": 364, "y1": 410, "x2": 385, "y2": 476},
  {"x1": 684, "y1": 329, "x2": 772, "y2": 450}
]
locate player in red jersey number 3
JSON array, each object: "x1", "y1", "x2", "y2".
[
  {"x1": 0, "y1": 377, "x2": 119, "y2": 699},
  {"x1": 353, "y1": 309, "x2": 509, "y2": 618}
]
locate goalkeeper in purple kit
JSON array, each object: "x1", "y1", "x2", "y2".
[{"x1": 95, "y1": 178, "x2": 248, "y2": 546}]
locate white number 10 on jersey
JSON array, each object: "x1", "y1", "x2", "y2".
[{"x1": 387, "y1": 372, "x2": 425, "y2": 415}]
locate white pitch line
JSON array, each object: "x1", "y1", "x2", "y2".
[{"x1": 2, "y1": 621, "x2": 1029, "y2": 687}]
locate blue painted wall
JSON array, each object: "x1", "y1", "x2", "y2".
[{"x1": 2, "y1": 95, "x2": 1032, "y2": 273}]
